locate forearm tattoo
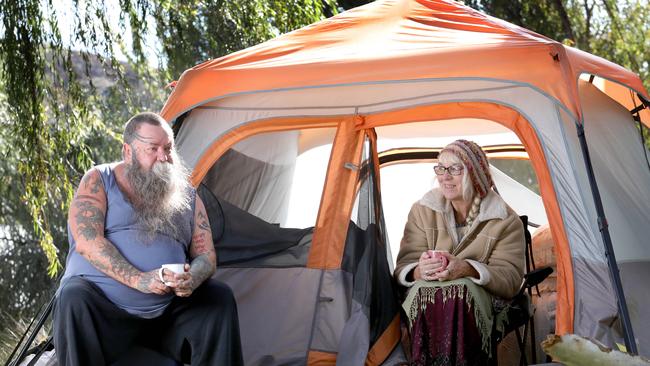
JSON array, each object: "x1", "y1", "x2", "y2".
[
  {"x1": 189, "y1": 255, "x2": 214, "y2": 290},
  {"x1": 87, "y1": 237, "x2": 142, "y2": 289}
]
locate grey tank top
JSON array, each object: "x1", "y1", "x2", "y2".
[{"x1": 61, "y1": 163, "x2": 196, "y2": 318}]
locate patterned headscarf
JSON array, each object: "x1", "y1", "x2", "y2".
[{"x1": 440, "y1": 139, "x2": 494, "y2": 198}]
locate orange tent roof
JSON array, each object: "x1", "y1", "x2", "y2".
[{"x1": 160, "y1": 0, "x2": 649, "y2": 124}]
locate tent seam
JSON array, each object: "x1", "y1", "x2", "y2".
[
  {"x1": 192, "y1": 85, "x2": 519, "y2": 112},
  {"x1": 185, "y1": 93, "x2": 569, "y2": 172},
  {"x1": 167, "y1": 77, "x2": 578, "y2": 125}
]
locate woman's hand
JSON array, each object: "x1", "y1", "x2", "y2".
[
  {"x1": 414, "y1": 250, "x2": 448, "y2": 281},
  {"x1": 435, "y1": 252, "x2": 479, "y2": 281}
]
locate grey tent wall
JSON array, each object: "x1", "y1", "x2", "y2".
[{"x1": 575, "y1": 98, "x2": 637, "y2": 354}]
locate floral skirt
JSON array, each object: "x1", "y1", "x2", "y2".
[{"x1": 403, "y1": 278, "x2": 499, "y2": 366}]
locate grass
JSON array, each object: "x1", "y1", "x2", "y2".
[{"x1": 0, "y1": 312, "x2": 50, "y2": 365}]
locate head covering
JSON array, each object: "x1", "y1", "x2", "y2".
[{"x1": 440, "y1": 139, "x2": 494, "y2": 198}]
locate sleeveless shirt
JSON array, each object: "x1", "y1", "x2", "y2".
[{"x1": 61, "y1": 163, "x2": 196, "y2": 318}]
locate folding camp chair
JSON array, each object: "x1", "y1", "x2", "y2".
[{"x1": 490, "y1": 215, "x2": 553, "y2": 366}]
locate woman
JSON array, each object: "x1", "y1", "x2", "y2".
[{"x1": 395, "y1": 139, "x2": 525, "y2": 365}]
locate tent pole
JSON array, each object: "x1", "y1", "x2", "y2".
[{"x1": 576, "y1": 123, "x2": 638, "y2": 355}]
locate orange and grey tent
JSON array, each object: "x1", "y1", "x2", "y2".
[{"x1": 160, "y1": 0, "x2": 650, "y2": 363}]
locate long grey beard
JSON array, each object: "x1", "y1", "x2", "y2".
[{"x1": 125, "y1": 153, "x2": 192, "y2": 240}]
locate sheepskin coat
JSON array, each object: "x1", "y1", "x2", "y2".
[{"x1": 395, "y1": 188, "x2": 525, "y2": 299}]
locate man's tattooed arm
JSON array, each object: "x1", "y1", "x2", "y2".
[
  {"x1": 81, "y1": 170, "x2": 103, "y2": 194},
  {"x1": 70, "y1": 168, "x2": 168, "y2": 295},
  {"x1": 186, "y1": 196, "x2": 216, "y2": 292}
]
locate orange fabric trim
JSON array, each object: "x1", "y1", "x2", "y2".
[
  {"x1": 365, "y1": 314, "x2": 401, "y2": 366},
  {"x1": 359, "y1": 101, "x2": 575, "y2": 334},
  {"x1": 307, "y1": 350, "x2": 337, "y2": 365},
  {"x1": 510, "y1": 115, "x2": 573, "y2": 334},
  {"x1": 307, "y1": 116, "x2": 366, "y2": 269},
  {"x1": 190, "y1": 116, "x2": 340, "y2": 186}
]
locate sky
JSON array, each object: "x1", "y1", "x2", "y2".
[{"x1": 48, "y1": 0, "x2": 161, "y2": 67}]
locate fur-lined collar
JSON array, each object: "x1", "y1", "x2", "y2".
[{"x1": 418, "y1": 188, "x2": 509, "y2": 223}]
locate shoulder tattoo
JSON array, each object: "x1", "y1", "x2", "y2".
[{"x1": 75, "y1": 199, "x2": 105, "y2": 241}]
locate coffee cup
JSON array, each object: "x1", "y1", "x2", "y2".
[
  {"x1": 430, "y1": 250, "x2": 449, "y2": 272},
  {"x1": 158, "y1": 263, "x2": 185, "y2": 286}
]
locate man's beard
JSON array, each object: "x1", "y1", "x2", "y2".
[{"x1": 124, "y1": 152, "x2": 192, "y2": 239}]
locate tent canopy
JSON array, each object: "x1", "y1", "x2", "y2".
[{"x1": 161, "y1": 0, "x2": 649, "y2": 125}]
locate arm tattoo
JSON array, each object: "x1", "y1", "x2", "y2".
[
  {"x1": 197, "y1": 212, "x2": 210, "y2": 231},
  {"x1": 191, "y1": 232, "x2": 211, "y2": 255},
  {"x1": 81, "y1": 172, "x2": 103, "y2": 194},
  {"x1": 75, "y1": 199, "x2": 105, "y2": 241},
  {"x1": 191, "y1": 211, "x2": 213, "y2": 257},
  {"x1": 188, "y1": 198, "x2": 215, "y2": 288},
  {"x1": 189, "y1": 254, "x2": 215, "y2": 290},
  {"x1": 86, "y1": 237, "x2": 143, "y2": 290}
]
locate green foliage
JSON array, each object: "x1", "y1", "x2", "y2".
[
  {"x1": 468, "y1": 0, "x2": 571, "y2": 42},
  {"x1": 464, "y1": 0, "x2": 650, "y2": 148},
  {"x1": 463, "y1": 0, "x2": 650, "y2": 91},
  {"x1": 149, "y1": 0, "x2": 337, "y2": 81},
  {"x1": 336, "y1": 0, "x2": 371, "y2": 11},
  {"x1": 1, "y1": 0, "x2": 67, "y2": 275},
  {"x1": 588, "y1": 0, "x2": 650, "y2": 89}
]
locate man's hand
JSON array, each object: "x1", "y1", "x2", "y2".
[
  {"x1": 161, "y1": 263, "x2": 195, "y2": 297},
  {"x1": 137, "y1": 269, "x2": 172, "y2": 295},
  {"x1": 149, "y1": 194, "x2": 217, "y2": 298}
]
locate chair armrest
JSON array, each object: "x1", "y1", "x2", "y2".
[
  {"x1": 524, "y1": 266, "x2": 553, "y2": 288},
  {"x1": 516, "y1": 266, "x2": 553, "y2": 296}
]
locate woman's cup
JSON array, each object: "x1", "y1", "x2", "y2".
[
  {"x1": 158, "y1": 263, "x2": 185, "y2": 286},
  {"x1": 429, "y1": 250, "x2": 449, "y2": 272}
]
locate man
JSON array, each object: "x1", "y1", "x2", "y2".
[{"x1": 54, "y1": 112, "x2": 243, "y2": 365}]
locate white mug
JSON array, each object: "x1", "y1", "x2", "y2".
[{"x1": 158, "y1": 263, "x2": 185, "y2": 286}]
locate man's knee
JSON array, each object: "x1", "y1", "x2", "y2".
[
  {"x1": 196, "y1": 280, "x2": 237, "y2": 313},
  {"x1": 56, "y1": 277, "x2": 98, "y2": 312}
]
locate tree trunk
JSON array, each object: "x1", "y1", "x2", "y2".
[{"x1": 551, "y1": 0, "x2": 576, "y2": 43}]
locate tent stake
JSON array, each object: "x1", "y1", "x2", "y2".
[{"x1": 575, "y1": 123, "x2": 638, "y2": 355}]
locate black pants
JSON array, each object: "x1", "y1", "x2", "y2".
[{"x1": 53, "y1": 277, "x2": 243, "y2": 366}]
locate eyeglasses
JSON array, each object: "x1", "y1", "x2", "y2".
[{"x1": 433, "y1": 164, "x2": 464, "y2": 176}]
